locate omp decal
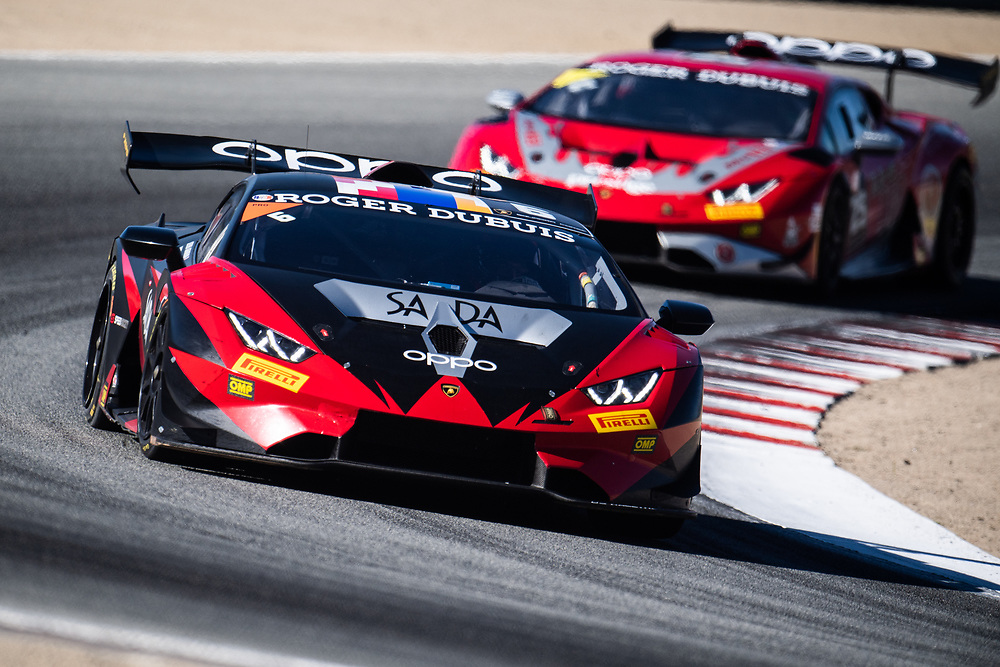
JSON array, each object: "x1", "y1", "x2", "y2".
[
  {"x1": 589, "y1": 409, "x2": 656, "y2": 433},
  {"x1": 441, "y1": 384, "x2": 461, "y2": 397},
  {"x1": 704, "y1": 203, "x2": 764, "y2": 221},
  {"x1": 633, "y1": 435, "x2": 657, "y2": 453},
  {"x1": 227, "y1": 375, "x2": 255, "y2": 400},
  {"x1": 231, "y1": 353, "x2": 309, "y2": 393},
  {"x1": 315, "y1": 278, "x2": 572, "y2": 346}
]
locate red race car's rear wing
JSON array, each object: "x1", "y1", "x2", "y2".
[
  {"x1": 121, "y1": 123, "x2": 598, "y2": 229},
  {"x1": 652, "y1": 23, "x2": 998, "y2": 107}
]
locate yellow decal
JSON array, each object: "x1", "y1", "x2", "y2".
[
  {"x1": 232, "y1": 353, "x2": 309, "y2": 393},
  {"x1": 227, "y1": 375, "x2": 255, "y2": 400},
  {"x1": 633, "y1": 435, "x2": 657, "y2": 453},
  {"x1": 739, "y1": 221, "x2": 763, "y2": 238},
  {"x1": 550, "y1": 68, "x2": 608, "y2": 89},
  {"x1": 441, "y1": 384, "x2": 460, "y2": 398},
  {"x1": 589, "y1": 409, "x2": 656, "y2": 433},
  {"x1": 704, "y1": 203, "x2": 764, "y2": 221}
]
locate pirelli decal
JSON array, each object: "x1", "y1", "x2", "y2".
[
  {"x1": 589, "y1": 409, "x2": 656, "y2": 433},
  {"x1": 231, "y1": 353, "x2": 309, "y2": 393}
]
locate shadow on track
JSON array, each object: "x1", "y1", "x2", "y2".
[{"x1": 169, "y1": 453, "x2": 992, "y2": 595}]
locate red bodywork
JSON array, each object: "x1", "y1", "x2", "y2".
[{"x1": 450, "y1": 50, "x2": 977, "y2": 284}]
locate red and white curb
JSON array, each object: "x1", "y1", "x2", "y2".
[{"x1": 697, "y1": 316, "x2": 1000, "y2": 595}]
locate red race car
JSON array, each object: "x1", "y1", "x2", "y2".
[
  {"x1": 83, "y1": 124, "x2": 714, "y2": 535},
  {"x1": 450, "y1": 26, "x2": 998, "y2": 295}
]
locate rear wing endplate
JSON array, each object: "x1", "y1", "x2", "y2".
[
  {"x1": 652, "y1": 23, "x2": 998, "y2": 106},
  {"x1": 121, "y1": 123, "x2": 598, "y2": 229}
]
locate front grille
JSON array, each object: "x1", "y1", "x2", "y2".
[
  {"x1": 337, "y1": 411, "x2": 538, "y2": 485},
  {"x1": 427, "y1": 324, "x2": 468, "y2": 356},
  {"x1": 594, "y1": 220, "x2": 660, "y2": 257}
]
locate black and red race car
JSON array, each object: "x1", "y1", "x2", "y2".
[
  {"x1": 449, "y1": 26, "x2": 997, "y2": 295},
  {"x1": 83, "y1": 124, "x2": 713, "y2": 531}
]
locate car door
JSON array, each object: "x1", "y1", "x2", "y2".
[{"x1": 820, "y1": 84, "x2": 908, "y2": 252}]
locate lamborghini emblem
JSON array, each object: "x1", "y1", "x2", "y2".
[{"x1": 442, "y1": 383, "x2": 460, "y2": 397}]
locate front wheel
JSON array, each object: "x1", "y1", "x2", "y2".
[
  {"x1": 82, "y1": 266, "x2": 116, "y2": 430},
  {"x1": 137, "y1": 305, "x2": 169, "y2": 460},
  {"x1": 931, "y1": 167, "x2": 975, "y2": 289},
  {"x1": 814, "y1": 183, "x2": 850, "y2": 299}
]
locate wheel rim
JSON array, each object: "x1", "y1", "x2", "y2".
[{"x1": 137, "y1": 320, "x2": 163, "y2": 442}]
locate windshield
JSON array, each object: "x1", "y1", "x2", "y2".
[
  {"x1": 228, "y1": 189, "x2": 638, "y2": 313},
  {"x1": 528, "y1": 62, "x2": 817, "y2": 141}
]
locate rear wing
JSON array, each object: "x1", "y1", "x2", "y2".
[
  {"x1": 652, "y1": 24, "x2": 998, "y2": 107},
  {"x1": 122, "y1": 123, "x2": 598, "y2": 229}
]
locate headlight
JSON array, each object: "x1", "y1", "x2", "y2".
[
  {"x1": 227, "y1": 310, "x2": 316, "y2": 363},
  {"x1": 709, "y1": 179, "x2": 779, "y2": 205},
  {"x1": 583, "y1": 369, "x2": 660, "y2": 406},
  {"x1": 479, "y1": 144, "x2": 522, "y2": 179}
]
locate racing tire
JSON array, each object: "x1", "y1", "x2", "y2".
[
  {"x1": 814, "y1": 183, "x2": 850, "y2": 299},
  {"x1": 930, "y1": 167, "x2": 975, "y2": 289},
  {"x1": 82, "y1": 266, "x2": 116, "y2": 430},
  {"x1": 137, "y1": 304, "x2": 169, "y2": 460}
]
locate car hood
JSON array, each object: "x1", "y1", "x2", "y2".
[
  {"x1": 220, "y1": 263, "x2": 677, "y2": 426},
  {"x1": 511, "y1": 110, "x2": 795, "y2": 195}
]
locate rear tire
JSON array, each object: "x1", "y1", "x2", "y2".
[
  {"x1": 82, "y1": 266, "x2": 116, "y2": 430},
  {"x1": 814, "y1": 183, "x2": 850, "y2": 299},
  {"x1": 931, "y1": 167, "x2": 974, "y2": 289}
]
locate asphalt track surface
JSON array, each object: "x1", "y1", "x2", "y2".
[{"x1": 2, "y1": 59, "x2": 1000, "y2": 665}]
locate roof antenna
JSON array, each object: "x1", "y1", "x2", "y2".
[
  {"x1": 305, "y1": 124, "x2": 310, "y2": 149},
  {"x1": 471, "y1": 169, "x2": 482, "y2": 196}
]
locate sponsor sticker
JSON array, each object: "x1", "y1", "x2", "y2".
[
  {"x1": 704, "y1": 203, "x2": 764, "y2": 221},
  {"x1": 633, "y1": 435, "x2": 657, "y2": 453},
  {"x1": 231, "y1": 353, "x2": 309, "y2": 393},
  {"x1": 227, "y1": 374, "x2": 255, "y2": 400},
  {"x1": 589, "y1": 409, "x2": 656, "y2": 433}
]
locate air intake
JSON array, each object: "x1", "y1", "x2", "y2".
[{"x1": 428, "y1": 325, "x2": 469, "y2": 356}]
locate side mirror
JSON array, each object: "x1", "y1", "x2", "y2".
[
  {"x1": 657, "y1": 300, "x2": 714, "y2": 336},
  {"x1": 854, "y1": 129, "x2": 903, "y2": 154},
  {"x1": 485, "y1": 89, "x2": 525, "y2": 112},
  {"x1": 120, "y1": 225, "x2": 185, "y2": 272}
]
